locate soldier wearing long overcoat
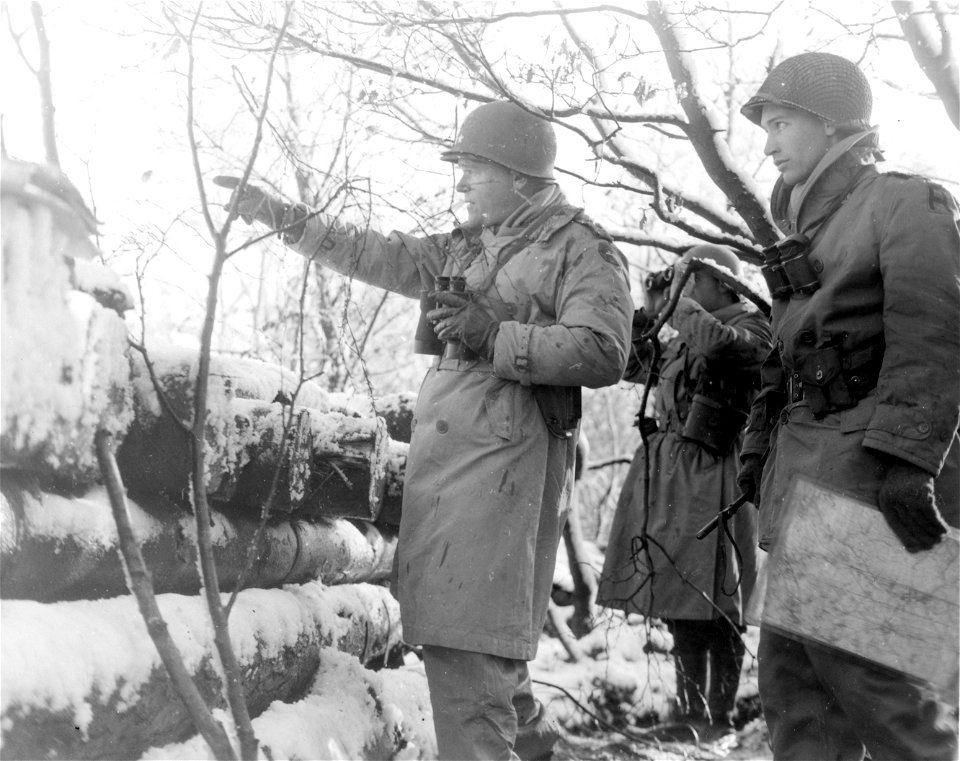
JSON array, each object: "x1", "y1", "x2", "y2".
[
  {"x1": 599, "y1": 245, "x2": 770, "y2": 738},
  {"x1": 216, "y1": 101, "x2": 633, "y2": 760}
]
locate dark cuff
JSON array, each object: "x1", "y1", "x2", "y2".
[{"x1": 279, "y1": 202, "x2": 311, "y2": 245}]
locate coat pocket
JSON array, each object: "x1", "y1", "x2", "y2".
[{"x1": 483, "y1": 379, "x2": 518, "y2": 441}]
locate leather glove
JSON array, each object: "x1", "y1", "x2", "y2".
[
  {"x1": 428, "y1": 290, "x2": 500, "y2": 360},
  {"x1": 631, "y1": 307, "x2": 653, "y2": 339},
  {"x1": 212, "y1": 175, "x2": 285, "y2": 227},
  {"x1": 877, "y1": 460, "x2": 948, "y2": 552},
  {"x1": 736, "y1": 454, "x2": 764, "y2": 505},
  {"x1": 632, "y1": 307, "x2": 651, "y2": 332}
]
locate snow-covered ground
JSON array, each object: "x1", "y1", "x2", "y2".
[
  {"x1": 135, "y1": 611, "x2": 769, "y2": 760},
  {"x1": 528, "y1": 613, "x2": 769, "y2": 760}
]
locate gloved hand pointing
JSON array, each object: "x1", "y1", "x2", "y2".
[
  {"x1": 877, "y1": 459, "x2": 948, "y2": 553},
  {"x1": 212, "y1": 176, "x2": 286, "y2": 228},
  {"x1": 428, "y1": 290, "x2": 500, "y2": 361}
]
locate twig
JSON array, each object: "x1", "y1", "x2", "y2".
[
  {"x1": 588, "y1": 455, "x2": 633, "y2": 470},
  {"x1": 174, "y1": 2, "x2": 295, "y2": 758}
]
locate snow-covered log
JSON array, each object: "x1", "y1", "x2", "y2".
[
  {"x1": 378, "y1": 439, "x2": 408, "y2": 528},
  {"x1": 118, "y1": 393, "x2": 389, "y2": 520},
  {"x1": 374, "y1": 390, "x2": 416, "y2": 444},
  {"x1": 0, "y1": 581, "x2": 402, "y2": 760},
  {"x1": 2, "y1": 163, "x2": 134, "y2": 491},
  {"x1": 129, "y1": 346, "x2": 334, "y2": 416},
  {"x1": 143, "y1": 649, "x2": 436, "y2": 761},
  {"x1": 0, "y1": 475, "x2": 397, "y2": 602}
]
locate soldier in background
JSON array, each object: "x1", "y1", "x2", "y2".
[
  {"x1": 738, "y1": 52, "x2": 959, "y2": 759},
  {"x1": 598, "y1": 244, "x2": 771, "y2": 746},
  {"x1": 215, "y1": 100, "x2": 633, "y2": 760}
]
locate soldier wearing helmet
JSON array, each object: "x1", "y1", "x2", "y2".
[
  {"x1": 738, "y1": 52, "x2": 959, "y2": 759},
  {"x1": 214, "y1": 100, "x2": 633, "y2": 760},
  {"x1": 598, "y1": 244, "x2": 771, "y2": 746}
]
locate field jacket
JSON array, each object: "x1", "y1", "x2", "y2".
[{"x1": 741, "y1": 133, "x2": 960, "y2": 550}]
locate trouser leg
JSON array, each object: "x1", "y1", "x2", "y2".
[
  {"x1": 513, "y1": 662, "x2": 562, "y2": 760},
  {"x1": 512, "y1": 663, "x2": 539, "y2": 725},
  {"x1": 706, "y1": 617, "x2": 746, "y2": 728},
  {"x1": 421, "y1": 645, "x2": 521, "y2": 761},
  {"x1": 799, "y1": 635, "x2": 958, "y2": 761},
  {"x1": 666, "y1": 619, "x2": 708, "y2": 720},
  {"x1": 758, "y1": 626, "x2": 865, "y2": 761}
]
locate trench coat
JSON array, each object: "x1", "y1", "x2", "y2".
[
  {"x1": 288, "y1": 198, "x2": 633, "y2": 659},
  {"x1": 741, "y1": 132, "x2": 960, "y2": 550},
  {"x1": 597, "y1": 299, "x2": 771, "y2": 622}
]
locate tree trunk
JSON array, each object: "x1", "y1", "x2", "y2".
[
  {"x1": 562, "y1": 500, "x2": 599, "y2": 639},
  {"x1": 0, "y1": 582, "x2": 401, "y2": 760},
  {"x1": 0, "y1": 472, "x2": 397, "y2": 602},
  {"x1": 560, "y1": 436, "x2": 599, "y2": 638}
]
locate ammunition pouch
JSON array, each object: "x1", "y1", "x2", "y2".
[
  {"x1": 786, "y1": 339, "x2": 883, "y2": 418},
  {"x1": 532, "y1": 384, "x2": 582, "y2": 439},
  {"x1": 761, "y1": 234, "x2": 819, "y2": 299},
  {"x1": 681, "y1": 394, "x2": 748, "y2": 455}
]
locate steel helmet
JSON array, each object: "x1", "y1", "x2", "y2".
[
  {"x1": 740, "y1": 52, "x2": 872, "y2": 130},
  {"x1": 679, "y1": 244, "x2": 742, "y2": 278},
  {"x1": 441, "y1": 101, "x2": 556, "y2": 179}
]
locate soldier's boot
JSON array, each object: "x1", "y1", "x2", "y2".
[
  {"x1": 701, "y1": 632, "x2": 746, "y2": 747},
  {"x1": 673, "y1": 643, "x2": 708, "y2": 722},
  {"x1": 513, "y1": 700, "x2": 561, "y2": 761}
]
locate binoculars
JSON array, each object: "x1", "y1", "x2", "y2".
[
  {"x1": 644, "y1": 267, "x2": 674, "y2": 293},
  {"x1": 414, "y1": 275, "x2": 476, "y2": 359},
  {"x1": 761, "y1": 233, "x2": 820, "y2": 299}
]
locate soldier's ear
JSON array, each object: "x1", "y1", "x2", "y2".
[{"x1": 512, "y1": 173, "x2": 528, "y2": 190}]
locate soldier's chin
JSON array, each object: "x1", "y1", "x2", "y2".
[{"x1": 462, "y1": 208, "x2": 485, "y2": 229}]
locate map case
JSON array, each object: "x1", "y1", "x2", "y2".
[{"x1": 763, "y1": 476, "x2": 959, "y2": 703}]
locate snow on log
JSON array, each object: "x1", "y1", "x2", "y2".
[
  {"x1": 128, "y1": 346, "x2": 333, "y2": 421},
  {"x1": 377, "y1": 439, "x2": 408, "y2": 528},
  {"x1": 0, "y1": 474, "x2": 397, "y2": 602},
  {"x1": 0, "y1": 581, "x2": 402, "y2": 760},
  {"x1": 143, "y1": 649, "x2": 436, "y2": 761},
  {"x1": 69, "y1": 258, "x2": 135, "y2": 314},
  {"x1": 372, "y1": 391, "x2": 416, "y2": 444},
  {"x1": 300, "y1": 407, "x2": 388, "y2": 520},
  {"x1": 118, "y1": 388, "x2": 389, "y2": 520},
  {"x1": 2, "y1": 172, "x2": 133, "y2": 490}
]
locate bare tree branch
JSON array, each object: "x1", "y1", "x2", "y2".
[
  {"x1": 95, "y1": 430, "x2": 236, "y2": 761},
  {"x1": 893, "y1": 0, "x2": 959, "y2": 129},
  {"x1": 645, "y1": 1, "x2": 778, "y2": 250},
  {"x1": 172, "y1": 3, "x2": 294, "y2": 758}
]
